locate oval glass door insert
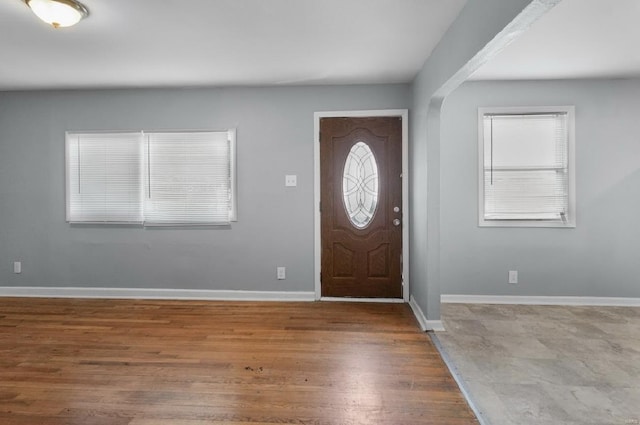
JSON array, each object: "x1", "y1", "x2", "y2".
[{"x1": 342, "y1": 141, "x2": 379, "y2": 229}]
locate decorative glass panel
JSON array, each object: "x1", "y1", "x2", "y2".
[{"x1": 343, "y1": 141, "x2": 379, "y2": 229}]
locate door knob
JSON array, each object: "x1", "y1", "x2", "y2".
[
  {"x1": 393, "y1": 218, "x2": 401, "y2": 226},
  {"x1": 393, "y1": 206, "x2": 400, "y2": 213}
]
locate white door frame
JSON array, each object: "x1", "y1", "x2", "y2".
[{"x1": 314, "y1": 109, "x2": 410, "y2": 302}]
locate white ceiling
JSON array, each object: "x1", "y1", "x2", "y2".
[
  {"x1": 472, "y1": 0, "x2": 640, "y2": 81},
  {"x1": 5, "y1": 0, "x2": 638, "y2": 91},
  {"x1": 0, "y1": 0, "x2": 466, "y2": 91}
]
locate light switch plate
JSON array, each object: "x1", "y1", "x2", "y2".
[
  {"x1": 277, "y1": 267, "x2": 286, "y2": 280},
  {"x1": 285, "y1": 175, "x2": 297, "y2": 187}
]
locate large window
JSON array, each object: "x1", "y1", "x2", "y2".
[
  {"x1": 478, "y1": 106, "x2": 575, "y2": 227},
  {"x1": 66, "y1": 130, "x2": 236, "y2": 225}
]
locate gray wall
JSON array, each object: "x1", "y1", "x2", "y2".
[
  {"x1": 409, "y1": 0, "x2": 546, "y2": 319},
  {"x1": 0, "y1": 84, "x2": 409, "y2": 291},
  {"x1": 440, "y1": 79, "x2": 640, "y2": 297}
]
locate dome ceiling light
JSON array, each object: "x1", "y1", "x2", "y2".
[{"x1": 24, "y1": 0, "x2": 89, "y2": 28}]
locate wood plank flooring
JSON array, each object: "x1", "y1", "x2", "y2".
[{"x1": 0, "y1": 298, "x2": 478, "y2": 424}]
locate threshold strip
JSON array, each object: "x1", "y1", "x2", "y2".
[{"x1": 429, "y1": 332, "x2": 491, "y2": 425}]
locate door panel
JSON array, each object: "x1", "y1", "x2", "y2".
[{"x1": 320, "y1": 117, "x2": 402, "y2": 298}]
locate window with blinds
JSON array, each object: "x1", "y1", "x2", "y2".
[
  {"x1": 478, "y1": 106, "x2": 575, "y2": 228},
  {"x1": 144, "y1": 131, "x2": 234, "y2": 225},
  {"x1": 65, "y1": 129, "x2": 236, "y2": 225},
  {"x1": 66, "y1": 132, "x2": 144, "y2": 223}
]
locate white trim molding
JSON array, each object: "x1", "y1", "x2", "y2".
[
  {"x1": 409, "y1": 295, "x2": 445, "y2": 332},
  {"x1": 0, "y1": 287, "x2": 316, "y2": 302},
  {"x1": 314, "y1": 109, "x2": 410, "y2": 302},
  {"x1": 442, "y1": 294, "x2": 640, "y2": 307}
]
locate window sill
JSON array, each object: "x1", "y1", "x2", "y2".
[{"x1": 478, "y1": 219, "x2": 575, "y2": 228}]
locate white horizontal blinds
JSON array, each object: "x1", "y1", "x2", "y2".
[
  {"x1": 483, "y1": 113, "x2": 568, "y2": 220},
  {"x1": 144, "y1": 131, "x2": 231, "y2": 224},
  {"x1": 66, "y1": 132, "x2": 143, "y2": 223}
]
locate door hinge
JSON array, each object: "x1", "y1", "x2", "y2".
[
  {"x1": 320, "y1": 272, "x2": 323, "y2": 282},
  {"x1": 319, "y1": 201, "x2": 322, "y2": 213}
]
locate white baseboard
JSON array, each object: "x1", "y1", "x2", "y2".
[
  {"x1": 409, "y1": 295, "x2": 445, "y2": 332},
  {"x1": 0, "y1": 286, "x2": 316, "y2": 302},
  {"x1": 442, "y1": 294, "x2": 640, "y2": 307}
]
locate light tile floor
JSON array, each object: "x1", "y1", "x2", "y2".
[{"x1": 435, "y1": 303, "x2": 640, "y2": 425}]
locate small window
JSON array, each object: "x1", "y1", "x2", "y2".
[
  {"x1": 66, "y1": 129, "x2": 237, "y2": 225},
  {"x1": 342, "y1": 141, "x2": 379, "y2": 229},
  {"x1": 66, "y1": 132, "x2": 144, "y2": 223},
  {"x1": 144, "y1": 131, "x2": 235, "y2": 225},
  {"x1": 478, "y1": 106, "x2": 575, "y2": 227}
]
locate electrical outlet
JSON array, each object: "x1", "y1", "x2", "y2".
[
  {"x1": 285, "y1": 175, "x2": 297, "y2": 187},
  {"x1": 277, "y1": 267, "x2": 286, "y2": 280},
  {"x1": 13, "y1": 261, "x2": 22, "y2": 274},
  {"x1": 508, "y1": 270, "x2": 518, "y2": 284}
]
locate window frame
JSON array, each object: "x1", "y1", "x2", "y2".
[
  {"x1": 65, "y1": 129, "x2": 237, "y2": 226},
  {"x1": 477, "y1": 106, "x2": 576, "y2": 228}
]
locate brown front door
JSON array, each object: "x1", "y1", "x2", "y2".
[{"x1": 320, "y1": 117, "x2": 403, "y2": 298}]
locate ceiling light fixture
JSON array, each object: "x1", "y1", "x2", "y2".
[{"x1": 24, "y1": 0, "x2": 89, "y2": 28}]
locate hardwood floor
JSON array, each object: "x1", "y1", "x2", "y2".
[{"x1": 0, "y1": 298, "x2": 478, "y2": 424}]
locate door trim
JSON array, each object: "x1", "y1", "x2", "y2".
[{"x1": 314, "y1": 109, "x2": 409, "y2": 302}]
